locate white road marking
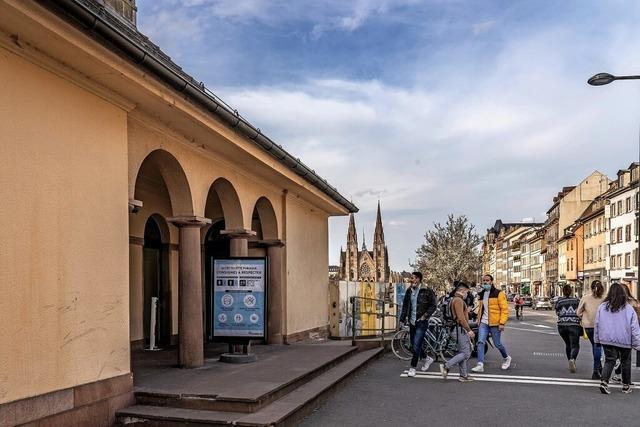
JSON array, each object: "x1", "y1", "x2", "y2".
[
  {"x1": 520, "y1": 322, "x2": 552, "y2": 329},
  {"x1": 532, "y1": 352, "x2": 564, "y2": 357},
  {"x1": 400, "y1": 371, "x2": 629, "y2": 389},
  {"x1": 506, "y1": 326, "x2": 556, "y2": 335}
]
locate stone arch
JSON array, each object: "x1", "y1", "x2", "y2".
[
  {"x1": 204, "y1": 178, "x2": 244, "y2": 230},
  {"x1": 252, "y1": 197, "x2": 278, "y2": 240},
  {"x1": 147, "y1": 213, "x2": 171, "y2": 243},
  {"x1": 134, "y1": 149, "x2": 194, "y2": 217}
]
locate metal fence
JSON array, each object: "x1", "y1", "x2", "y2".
[{"x1": 349, "y1": 295, "x2": 398, "y2": 346}]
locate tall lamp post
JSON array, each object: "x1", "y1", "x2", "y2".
[{"x1": 588, "y1": 72, "x2": 640, "y2": 367}]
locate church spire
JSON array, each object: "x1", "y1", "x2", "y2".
[
  {"x1": 374, "y1": 200, "x2": 385, "y2": 245},
  {"x1": 362, "y1": 228, "x2": 367, "y2": 250},
  {"x1": 347, "y1": 213, "x2": 358, "y2": 249}
]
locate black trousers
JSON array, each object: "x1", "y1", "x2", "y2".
[
  {"x1": 602, "y1": 345, "x2": 632, "y2": 385},
  {"x1": 557, "y1": 325, "x2": 582, "y2": 360}
]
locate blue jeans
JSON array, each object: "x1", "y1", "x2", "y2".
[
  {"x1": 410, "y1": 320, "x2": 428, "y2": 368},
  {"x1": 584, "y1": 327, "x2": 602, "y2": 370},
  {"x1": 477, "y1": 323, "x2": 508, "y2": 363}
]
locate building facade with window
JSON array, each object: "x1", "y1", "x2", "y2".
[
  {"x1": 607, "y1": 163, "x2": 639, "y2": 295},
  {"x1": 579, "y1": 197, "x2": 609, "y2": 290},
  {"x1": 543, "y1": 171, "x2": 610, "y2": 296}
]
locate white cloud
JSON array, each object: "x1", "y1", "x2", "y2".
[
  {"x1": 137, "y1": 0, "x2": 640, "y2": 270},
  {"x1": 471, "y1": 20, "x2": 497, "y2": 35}
]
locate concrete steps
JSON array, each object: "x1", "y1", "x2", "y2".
[{"x1": 116, "y1": 347, "x2": 382, "y2": 426}]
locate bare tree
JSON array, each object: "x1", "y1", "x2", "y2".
[{"x1": 413, "y1": 214, "x2": 482, "y2": 294}]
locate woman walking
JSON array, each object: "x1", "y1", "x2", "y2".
[
  {"x1": 610, "y1": 282, "x2": 640, "y2": 383},
  {"x1": 595, "y1": 283, "x2": 640, "y2": 394},
  {"x1": 555, "y1": 284, "x2": 582, "y2": 373},
  {"x1": 577, "y1": 280, "x2": 605, "y2": 379}
]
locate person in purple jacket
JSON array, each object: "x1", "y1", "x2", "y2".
[{"x1": 595, "y1": 282, "x2": 640, "y2": 394}]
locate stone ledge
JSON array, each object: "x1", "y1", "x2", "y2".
[{"x1": 0, "y1": 373, "x2": 133, "y2": 427}]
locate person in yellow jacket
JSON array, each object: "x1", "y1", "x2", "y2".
[{"x1": 471, "y1": 274, "x2": 512, "y2": 373}]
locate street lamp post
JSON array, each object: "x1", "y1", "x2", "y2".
[{"x1": 588, "y1": 72, "x2": 640, "y2": 367}]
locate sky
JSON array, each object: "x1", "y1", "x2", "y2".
[{"x1": 137, "y1": 0, "x2": 640, "y2": 271}]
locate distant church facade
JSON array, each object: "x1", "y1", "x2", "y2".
[{"x1": 339, "y1": 202, "x2": 392, "y2": 282}]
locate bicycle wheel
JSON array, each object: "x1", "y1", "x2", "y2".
[{"x1": 391, "y1": 329, "x2": 412, "y2": 360}]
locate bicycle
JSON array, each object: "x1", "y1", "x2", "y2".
[
  {"x1": 515, "y1": 304, "x2": 524, "y2": 320},
  {"x1": 391, "y1": 325, "x2": 413, "y2": 360},
  {"x1": 421, "y1": 316, "x2": 457, "y2": 363},
  {"x1": 392, "y1": 316, "x2": 456, "y2": 362}
]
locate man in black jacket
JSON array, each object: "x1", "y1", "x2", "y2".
[{"x1": 399, "y1": 271, "x2": 438, "y2": 376}]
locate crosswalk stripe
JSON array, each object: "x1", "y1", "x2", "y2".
[
  {"x1": 400, "y1": 371, "x2": 629, "y2": 388},
  {"x1": 520, "y1": 322, "x2": 552, "y2": 329},
  {"x1": 506, "y1": 326, "x2": 556, "y2": 335}
]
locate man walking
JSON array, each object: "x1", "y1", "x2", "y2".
[
  {"x1": 471, "y1": 274, "x2": 512, "y2": 373},
  {"x1": 440, "y1": 282, "x2": 476, "y2": 382},
  {"x1": 399, "y1": 271, "x2": 437, "y2": 377}
]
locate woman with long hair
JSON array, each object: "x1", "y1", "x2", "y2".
[
  {"x1": 595, "y1": 282, "x2": 640, "y2": 394},
  {"x1": 555, "y1": 284, "x2": 582, "y2": 373},
  {"x1": 577, "y1": 280, "x2": 605, "y2": 379},
  {"x1": 610, "y1": 283, "x2": 640, "y2": 383}
]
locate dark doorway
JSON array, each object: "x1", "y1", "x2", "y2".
[
  {"x1": 143, "y1": 216, "x2": 171, "y2": 348},
  {"x1": 204, "y1": 220, "x2": 230, "y2": 341}
]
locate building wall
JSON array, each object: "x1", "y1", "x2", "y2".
[
  {"x1": 558, "y1": 240, "x2": 567, "y2": 282},
  {"x1": 286, "y1": 197, "x2": 330, "y2": 336},
  {"x1": 0, "y1": 50, "x2": 129, "y2": 404},
  {"x1": 609, "y1": 187, "x2": 639, "y2": 284},
  {"x1": 583, "y1": 211, "x2": 607, "y2": 286},
  {"x1": 558, "y1": 172, "x2": 610, "y2": 233}
]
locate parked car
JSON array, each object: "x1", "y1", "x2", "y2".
[
  {"x1": 523, "y1": 296, "x2": 533, "y2": 307},
  {"x1": 507, "y1": 293, "x2": 516, "y2": 302},
  {"x1": 533, "y1": 297, "x2": 552, "y2": 310},
  {"x1": 550, "y1": 296, "x2": 560, "y2": 307}
]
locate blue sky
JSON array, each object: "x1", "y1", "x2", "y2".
[{"x1": 138, "y1": 0, "x2": 640, "y2": 271}]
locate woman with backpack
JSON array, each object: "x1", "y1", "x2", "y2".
[
  {"x1": 595, "y1": 282, "x2": 640, "y2": 394},
  {"x1": 577, "y1": 280, "x2": 605, "y2": 379}
]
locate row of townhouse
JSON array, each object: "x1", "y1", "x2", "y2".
[{"x1": 482, "y1": 164, "x2": 639, "y2": 298}]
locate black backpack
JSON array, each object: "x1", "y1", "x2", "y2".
[{"x1": 439, "y1": 294, "x2": 455, "y2": 323}]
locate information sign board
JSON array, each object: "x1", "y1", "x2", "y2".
[{"x1": 213, "y1": 258, "x2": 266, "y2": 338}]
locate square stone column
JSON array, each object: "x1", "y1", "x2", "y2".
[{"x1": 169, "y1": 216, "x2": 211, "y2": 368}]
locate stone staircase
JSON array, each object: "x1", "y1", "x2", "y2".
[{"x1": 116, "y1": 346, "x2": 382, "y2": 426}]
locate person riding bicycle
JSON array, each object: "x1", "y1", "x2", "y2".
[{"x1": 514, "y1": 294, "x2": 525, "y2": 319}]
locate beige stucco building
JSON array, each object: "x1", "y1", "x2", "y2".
[
  {"x1": 543, "y1": 171, "x2": 610, "y2": 296},
  {"x1": 0, "y1": 0, "x2": 357, "y2": 424},
  {"x1": 578, "y1": 197, "x2": 608, "y2": 291}
]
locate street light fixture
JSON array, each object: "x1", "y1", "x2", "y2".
[
  {"x1": 588, "y1": 73, "x2": 640, "y2": 86},
  {"x1": 588, "y1": 71, "x2": 640, "y2": 367}
]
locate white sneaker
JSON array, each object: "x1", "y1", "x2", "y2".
[
  {"x1": 421, "y1": 356, "x2": 434, "y2": 371},
  {"x1": 471, "y1": 363, "x2": 484, "y2": 373},
  {"x1": 502, "y1": 356, "x2": 512, "y2": 370},
  {"x1": 407, "y1": 368, "x2": 416, "y2": 377}
]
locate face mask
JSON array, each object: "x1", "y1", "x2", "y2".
[{"x1": 482, "y1": 284, "x2": 491, "y2": 291}]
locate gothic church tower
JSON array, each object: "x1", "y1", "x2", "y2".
[{"x1": 339, "y1": 202, "x2": 390, "y2": 282}]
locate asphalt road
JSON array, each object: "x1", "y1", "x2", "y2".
[{"x1": 300, "y1": 305, "x2": 640, "y2": 427}]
